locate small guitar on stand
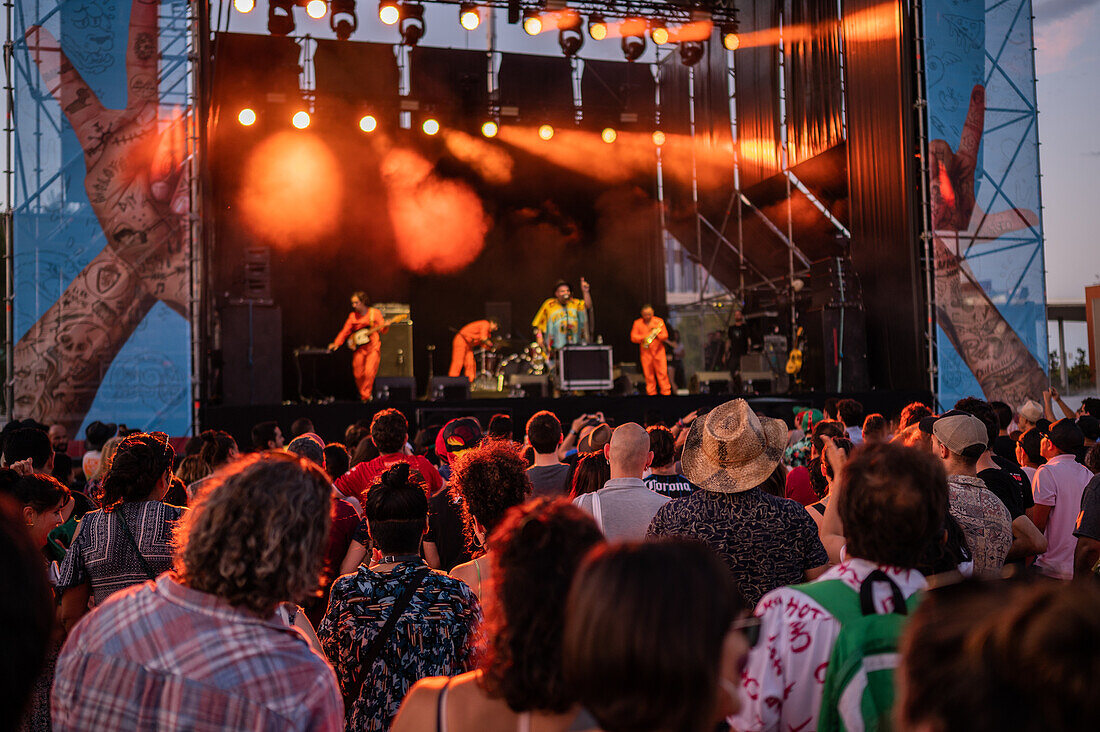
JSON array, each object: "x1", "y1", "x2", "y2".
[{"x1": 345, "y1": 314, "x2": 408, "y2": 350}]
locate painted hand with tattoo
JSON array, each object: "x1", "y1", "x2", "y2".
[
  {"x1": 15, "y1": 0, "x2": 189, "y2": 430},
  {"x1": 929, "y1": 84, "x2": 1047, "y2": 405}
]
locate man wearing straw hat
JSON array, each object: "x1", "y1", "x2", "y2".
[{"x1": 647, "y1": 398, "x2": 828, "y2": 606}]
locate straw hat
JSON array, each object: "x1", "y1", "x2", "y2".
[{"x1": 682, "y1": 399, "x2": 787, "y2": 493}]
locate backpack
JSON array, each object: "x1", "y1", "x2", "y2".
[{"x1": 793, "y1": 570, "x2": 920, "y2": 732}]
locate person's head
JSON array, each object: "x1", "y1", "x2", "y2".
[
  {"x1": 290, "y1": 417, "x2": 315, "y2": 439},
  {"x1": 451, "y1": 440, "x2": 530, "y2": 540},
  {"x1": 435, "y1": 417, "x2": 484, "y2": 466},
  {"x1": 823, "y1": 397, "x2": 839, "y2": 421},
  {"x1": 1079, "y1": 397, "x2": 1100, "y2": 420},
  {"x1": 732, "y1": 308, "x2": 745, "y2": 325},
  {"x1": 324, "y1": 443, "x2": 351, "y2": 480},
  {"x1": 646, "y1": 425, "x2": 676, "y2": 469},
  {"x1": 487, "y1": 317, "x2": 500, "y2": 333},
  {"x1": 564, "y1": 539, "x2": 749, "y2": 731},
  {"x1": 344, "y1": 423, "x2": 369, "y2": 451},
  {"x1": 175, "y1": 452, "x2": 332, "y2": 617},
  {"x1": 48, "y1": 424, "x2": 68, "y2": 453},
  {"x1": 953, "y1": 397, "x2": 999, "y2": 451},
  {"x1": 577, "y1": 423, "x2": 611, "y2": 455},
  {"x1": 1085, "y1": 442, "x2": 1100, "y2": 475},
  {"x1": 1017, "y1": 399, "x2": 1043, "y2": 430},
  {"x1": 350, "y1": 290, "x2": 369, "y2": 314},
  {"x1": 1016, "y1": 427, "x2": 1045, "y2": 468},
  {"x1": 250, "y1": 421, "x2": 283, "y2": 451},
  {"x1": 810, "y1": 420, "x2": 846, "y2": 458},
  {"x1": 370, "y1": 408, "x2": 409, "y2": 455},
  {"x1": 604, "y1": 423, "x2": 652, "y2": 479},
  {"x1": 176, "y1": 455, "x2": 211, "y2": 486},
  {"x1": 553, "y1": 280, "x2": 571, "y2": 303},
  {"x1": 481, "y1": 499, "x2": 604, "y2": 713},
  {"x1": 898, "y1": 578, "x2": 1100, "y2": 732},
  {"x1": 1040, "y1": 418, "x2": 1085, "y2": 461},
  {"x1": 83, "y1": 420, "x2": 117, "y2": 452},
  {"x1": 861, "y1": 413, "x2": 888, "y2": 443},
  {"x1": 3, "y1": 428, "x2": 53, "y2": 473},
  {"x1": 570, "y1": 452, "x2": 610, "y2": 499},
  {"x1": 640, "y1": 304, "x2": 654, "y2": 323},
  {"x1": 899, "y1": 402, "x2": 933, "y2": 430},
  {"x1": 838, "y1": 442, "x2": 948, "y2": 568},
  {"x1": 363, "y1": 462, "x2": 428, "y2": 555},
  {"x1": 892, "y1": 422, "x2": 932, "y2": 453},
  {"x1": 1078, "y1": 415, "x2": 1100, "y2": 446},
  {"x1": 199, "y1": 429, "x2": 238, "y2": 468},
  {"x1": 526, "y1": 410, "x2": 563, "y2": 455},
  {"x1": 836, "y1": 398, "x2": 864, "y2": 428},
  {"x1": 487, "y1": 413, "x2": 514, "y2": 441},
  {"x1": 100, "y1": 432, "x2": 176, "y2": 510},
  {"x1": 351, "y1": 434, "x2": 379, "y2": 466},
  {"x1": 0, "y1": 470, "x2": 70, "y2": 548},
  {"x1": 926, "y1": 412, "x2": 987, "y2": 474},
  {"x1": 286, "y1": 433, "x2": 326, "y2": 471},
  {"x1": 682, "y1": 399, "x2": 786, "y2": 494},
  {"x1": 990, "y1": 401, "x2": 1013, "y2": 435}
]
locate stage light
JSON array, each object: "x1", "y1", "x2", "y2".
[
  {"x1": 523, "y1": 10, "x2": 542, "y2": 35},
  {"x1": 400, "y1": 3, "x2": 425, "y2": 45},
  {"x1": 459, "y1": 3, "x2": 480, "y2": 30},
  {"x1": 601, "y1": 128, "x2": 617, "y2": 144},
  {"x1": 588, "y1": 14, "x2": 607, "y2": 40},
  {"x1": 621, "y1": 31, "x2": 646, "y2": 61},
  {"x1": 238, "y1": 108, "x2": 257, "y2": 126},
  {"x1": 359, "y1": 114, "x2": 378, "y2": 132},
  {"x1": 234, "y1": 0, "x2": 255, "y2": 13},
  {"x1": 422, "y1": 118, "x2": 440, "y2": 135},
  {"x1": 558, "y1": 12, "x2": 583, "y2": 57},
  {"x1": 481, "y1": 121, "x2": 498, "y2": 138},
  {"x1": 679, "y1": 41, "x2": 705, "y2": 66},
  {"x1": 538, "y1": 124, "x2": 554, "y2": 140},
  {"x1": 268, "y1": 0, "x2": 296, "y2": 36},
  {"x1": 292, "y1": 111, "x2": 311, "y2": 129},
  {"x1": 379, "y1": 0, "x2": 399, "y2": 25},
  {"x1": 650, "y1": 21, "x2": 669, "y2": 45},
  {"x1": 331, "y1": 0, "x2": 358, "y2": 39},
  {"x1": 721, "y1": 23, "x2": 740, "y2": 50},
  {"x1": 306, "y1": 0, "x2": 327, "y2": 19},
  {"x1": 652, "y1": 130, "x2": 666, "y2": 146}
]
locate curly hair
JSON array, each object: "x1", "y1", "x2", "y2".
[
  {"x1": 451, "y1": 440, "x2": 530, "y2": 539},
  {"x1": 646, "y1": 425, "x2": 676, "y2": 468},
  {"x1": 174, "y1": 452, "x2": 331, "y2": 617},
  {"x1": 480, "y1": 498, "x2": 603, "y2": 713},
  {"x1": 570, "y1": 452, "x2": 610, "y2": 499},
  {"x1": 100, "y1": 433, "x2": 175, "y2": 511},
  {"x1": 370, "y1": 408, "x2": 409, "y2": 454}
]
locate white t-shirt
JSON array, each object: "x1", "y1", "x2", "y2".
[{"x1": 1032, "y1": 453, "x2": 1093, "y2": 579}]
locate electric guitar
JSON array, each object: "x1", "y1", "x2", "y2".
[{"x1": 347, "y1": 314, "x2": 407, "y2": 349}]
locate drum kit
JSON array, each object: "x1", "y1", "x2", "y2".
[{"x1": 470, "y1": 337, "x2": 551, "y2": 392}]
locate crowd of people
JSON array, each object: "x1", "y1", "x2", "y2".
[{"x1": 2, "y1": 389, "x2": 1100, "y2": 731}]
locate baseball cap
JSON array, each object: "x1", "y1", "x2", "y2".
[
  {"x1": 435, "y1": 417, "x2": 483, "y2": 464},
  {"x1": 1076, "y1": 415, "x2": 1099, "y2": 443},
  {"x1": 926, "y1": 412, "x2": 988, "y2": 459},
  {"x1": 1018, "y1": 399, "x2": 1043, "y2": 424},
  {"x1": 1041, "y1": 418, "x2": 1085, "y2": 454}
]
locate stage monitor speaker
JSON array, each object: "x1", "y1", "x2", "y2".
[
  {"x1": 373, "y1": 376, "x2": 417, "y2": 402},
  {"x1": 558, "y1": 345, "x2": 614, "y2": 391},
  {"x1": 375, "y1": 302, "x2": 413, "y2": 378},
  {"x1": 507, "y1": 374, "x2": 550, "y2": 398},
  {"x1": 221, "y1": 302, "x2": 283, "y2": 406},
  {"x1": 803, "y1": 306, "x2": 870, "y2": 393},
  {"x1": 690, "y1": 371, "x2": 732, "y2": 395},
  {"x1": 810, "y1": 256, "x2": 863, "y2": 309},
  {"x1": 429, "y1": 376, "x2": 470, "y2": 401},
  {"x1": 485, "y1": 301, "x2": 513, "y2": 338}
]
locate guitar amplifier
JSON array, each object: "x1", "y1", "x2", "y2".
[
  {"x1": 375, "y1": 302, "x2": 413, "y2": 378},
  {"x1": 558, "y1": 345, "x2": 614, "y2": 391}
]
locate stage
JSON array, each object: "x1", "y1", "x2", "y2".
[{"x1": 202, "y1": 389, "x2": 932, "y2": 449}]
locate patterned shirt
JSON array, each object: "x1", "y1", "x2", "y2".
[
  {"x1": 731, "y1": 558, "x2": 927, "y2": 732},
  {"x1": 948, "y1": 475, "x2": 1013, "y2": 577},
  {"x1": 318, "y1": 561, "x2": 481, "y2": 731},
  {"x1": 52, "y1": 575, "x2": 343, "y2": 731},
  {"x1": 647, "y1": 488, "x2": 828, "y2": 607},
  {"x1": 56, "y1": 501, "x2": 185, "y2": 605},
  {"x1": 531, "y1": 297, "x2": 587, "y2": 349}
]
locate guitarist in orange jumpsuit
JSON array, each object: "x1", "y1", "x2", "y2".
[
  {"x1": 630, "y1": 305, "x2": 671, "y2": 396},
  {"x1": 448, "y1": 318, "x2": 499, "y2": 380},
  {"x1": 329, "y1": 292, "x2": 388, "y2": 401}
]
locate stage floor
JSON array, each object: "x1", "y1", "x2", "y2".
[{"x1": 202, "y1": 390, "x2": 931, "y2": 448}]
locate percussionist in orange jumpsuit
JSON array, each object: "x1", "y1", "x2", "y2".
[
  {"x1": 329, "y1": 291, "x2": 388, "y2": 401},
  {"x1": 630, "y1": 305, "x2": 672, "y2": 396},
  {"x1": 448, "y1": 318, "x2": 499, "y2": 380}
]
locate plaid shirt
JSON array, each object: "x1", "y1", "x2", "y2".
[{"x1": 52, "y1": 574, "x2": 343, "y2": 731}]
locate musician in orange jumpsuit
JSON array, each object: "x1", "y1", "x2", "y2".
[
  {"x1": 630, "y1": 305, "x2": 671, "y2": 396},
  {"x1": 329, "y1": 292, "x2": 388, "y2": 401},
  {"x1": 448, "y1": 318, "x2": 499, "y2": 380}
]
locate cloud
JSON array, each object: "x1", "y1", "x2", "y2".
[{"x1": 1034, "y1": 0, "x2": 1100, "y2": 24}]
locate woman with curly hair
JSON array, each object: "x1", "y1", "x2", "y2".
[
  {"x1": 56, "y1": 432, "x2": 181, "y2": 633},
  {"x1": 448, "y1": 440, "x2": 531, "y2": 599},
  {"x1": 392, "y1": 499, "x2": 604, "y2": 732}
]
